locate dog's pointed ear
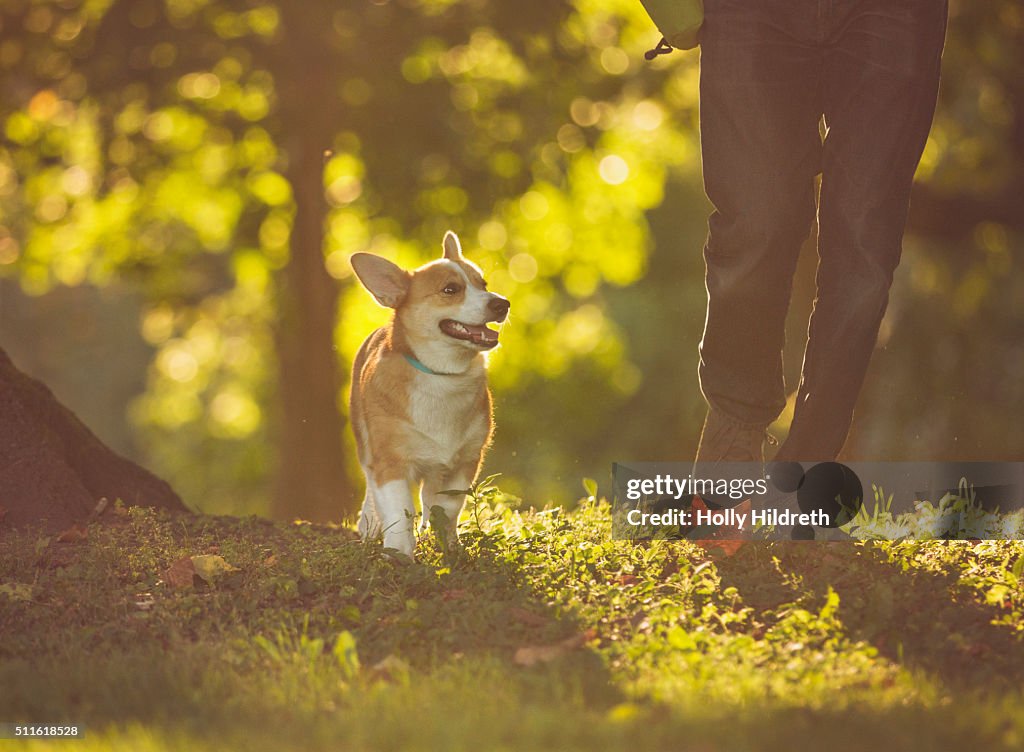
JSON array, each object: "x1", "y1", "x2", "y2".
[
  {"x1": 442, "y1": 230, "x2": 463, "y2": 260},
  {"x1": 350, "y1": 253, "x2": 410, "y2": 308}
]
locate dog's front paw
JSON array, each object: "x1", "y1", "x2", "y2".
[{"x1": 382, "y1": 531, "x2": 416, "y2": 561}]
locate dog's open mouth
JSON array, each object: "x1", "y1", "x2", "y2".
[{"x1": 439, "y1": 319, "x2": 499, "y2": 349}]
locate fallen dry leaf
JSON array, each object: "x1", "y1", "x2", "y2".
[
  {"x1": 514, "y1": 629, "x2": 596, "y2": 667},
  {"x1": 163, "y1": 556, "x2": 196, "y2": 589},
  {"x1": 191, "y1": 554, "x2": 239, "y2": 583},
  {"x1": 690, "y1": 496, "x2": 750, "y2": 557},
  {"x1": 0, "y1": 583, "x2": 33, "y2": 602},
  {"x1": 56, "y1": 524, "x2": 89, "y2": 543}
]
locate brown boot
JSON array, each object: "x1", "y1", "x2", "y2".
[
  {"x1": 694, "y1": 409, "x2": 775, "y2": 468},
  {"x1": 694, "y1": 410, "x2": 776, "y2": 538}
]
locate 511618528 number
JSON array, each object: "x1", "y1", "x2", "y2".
[{"x1": 0, "y1": 724, "x2": 84, "y2": 739}]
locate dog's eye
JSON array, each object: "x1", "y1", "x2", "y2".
[{"x1": 442, "y1": 283, "x2": 462, "y2": 295}]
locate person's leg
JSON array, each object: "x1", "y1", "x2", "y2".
[
  {"x1": 777, "y1": 0, "x2": 948, "y2": 462},
  {"x1": 697, "y1": 0, "x2": 824, "y2": 447}
]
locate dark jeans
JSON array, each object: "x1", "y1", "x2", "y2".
[{"x1": 697, "y1": 0, "x2": 948, "y2": 461}]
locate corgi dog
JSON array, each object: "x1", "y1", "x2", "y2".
[{"x1": 349, "y1": 231, "x2": 510, "y2": 559}]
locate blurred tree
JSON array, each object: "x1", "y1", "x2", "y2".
[{"x1": 0, "y1": 0, "x2": 690, "y2": 516}]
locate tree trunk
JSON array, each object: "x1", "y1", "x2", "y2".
[
  {"x1": 271, "y1": 18, "x2": 356, "y2": 522},
  {"x1": 0, "y1": 346, "x2": 186, "y2": 530}
]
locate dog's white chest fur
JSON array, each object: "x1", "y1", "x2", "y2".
[{"x1": 406, "y1": 370, "x2": 489, "y2": 473}]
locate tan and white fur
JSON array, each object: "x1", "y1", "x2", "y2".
[{"x1": 349, "y1": 231, "x2": 510, "y2": 559}]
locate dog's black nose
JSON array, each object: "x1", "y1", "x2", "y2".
[{"x1": 488, "y1": 297, "x2": 510, "y2": 319}]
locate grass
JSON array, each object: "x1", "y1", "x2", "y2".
[{"x1": 2, "y1": 497, "x2": 1024, "y2": 751}]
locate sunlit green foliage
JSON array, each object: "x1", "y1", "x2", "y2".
[
  {"x1": 1, "y1": 0, "x2": 1022, "y2": 514},
  {"x1": 2, "y1": 502, "x2": 1024, "y2": 749}
]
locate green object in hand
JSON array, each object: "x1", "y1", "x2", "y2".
[{"x1": 639, "y1": 0, "x2": 704, "y2": 51}]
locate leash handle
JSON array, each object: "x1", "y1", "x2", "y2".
[{"x1": 644, "y1": 37, "x2": 674, "y2": 60}]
